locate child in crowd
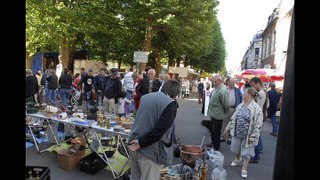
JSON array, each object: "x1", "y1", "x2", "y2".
[{"x1": 118, "y1": 91, "x2": 132, "y2": 117}]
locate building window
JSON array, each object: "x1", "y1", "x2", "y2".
[
  {"x1": 265, "y1": 39, "x2": 269, "y2": 58},
  {"x1": 273, "y1": 30, "x2": 276, "y2": 54},
  {"x1": 268, "y1": 35, "x2": 272, "y2": 56},
  {"x1": 255, "y1": 48, "x2": 260, "y2": 59}
]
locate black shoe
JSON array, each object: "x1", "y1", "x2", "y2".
[
  {"x1": 206, "y1": 144, "x2": 213, "y2": 147},
  {"x1": 270, "y1": 132, "x2": 278, "y2": 137},
  {"x1": 249, "y1": 159, "x2": 259, "y2": 163},
  {"x1": 220, "y1": 138, "x2": 225, "y2": 142},
  {"x1": 227, "y1": 140, "x2": 231, "y2": 145}
]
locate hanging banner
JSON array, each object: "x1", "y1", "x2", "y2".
[{"x1": 32, "y1": 53, "x2": 43, "y2": 73}]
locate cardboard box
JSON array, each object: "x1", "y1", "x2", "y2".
[{"x1": 57, "y1": 148, "x2": 85, "y2": 171}]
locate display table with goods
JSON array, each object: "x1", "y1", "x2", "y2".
[{"x1": 26, "y1": 106, "x2": 133, "y2": 179}]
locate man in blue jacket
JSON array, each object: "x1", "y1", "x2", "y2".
[{"x1": 267, "y1": 83, "x2": 280, "y2": 136}]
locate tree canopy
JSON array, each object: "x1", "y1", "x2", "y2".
[{"x1": 26, "y1": 0, "x2": 226, "y2": 73}]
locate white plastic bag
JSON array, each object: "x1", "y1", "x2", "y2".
[
  {"x1": 207, "y1": 149, "x2": 224, "y2": 169},
  {"x1": 75, "y1": 89, "x2": 81, "y2": 100},
  {"x1": 207, "y1": 149, "x2": 227, "y2": 180}
]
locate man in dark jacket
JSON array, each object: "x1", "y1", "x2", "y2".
[
  {"x1": 267, "y1": 83, "x2": 280, "y2": 136},
  {"x1": 26, "y1": 69, "x2": 38, "y2": 100},
  {"x1": 46, "y1": 69, "x2": 58, "y2": 105},
  {"x1": 104, "y1": 68, "x2": 122, "y2": 114},
  {"x1": 137, "y1": 68, "x2": 162, "y2": 99},
  {"x1": 82, "y1": 68, "x2": 95, "y2": 109},
  {"x1": 59, "y1": 68, "x2": 73, "y2": 107},
  {"x1": 128, "y1": 80, "x2": 181, "y2": 180},
  {"x1": 93, "y1": 68, "x2": 107, "y2": 107}
]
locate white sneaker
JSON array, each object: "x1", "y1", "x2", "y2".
[
  {"x1": 241, "y1": 170, "x2": 248, "y2": 178},
  {"x1": 231, "y1": 157, "x2": 242, "y2": 166}
]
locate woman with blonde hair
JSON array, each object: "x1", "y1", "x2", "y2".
[{"x1": 224, "y1": 87, "x2": 263, "y2": 178}]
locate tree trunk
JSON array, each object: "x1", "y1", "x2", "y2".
[
  {"x1": 155, "y1": 47, "x2": 162, "y2": 77},
  {"x1": 176, "y1": 57, "x2": 181, "y2": 67},
  {"x1": 26, "y1": 52, "x2": 33, "y2": 69},
  {"x1": 68, "y1": 47, "x2": 75, "y2": 73},
  {"x1": 59, "y1": 46, "x2": 70, "y2": 71},
  {"x1": 168, "y1": 49, "x2": 175, "y2": 68},
  {"x1": 139, "y1": 18, "x2": 153, "y2": 74},
  {"x1": 118, "y1": 59, "x2": 122, "y2": 69}
]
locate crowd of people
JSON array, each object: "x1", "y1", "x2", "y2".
[
  {"x1": 198, "y1": 75, "x2": 282, "y2": 178},
  {"x1": 26, "y1": 65, "x2": 282, "y2": 179}
]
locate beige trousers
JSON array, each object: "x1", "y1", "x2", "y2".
[{"x1": 129, "y1": 151, "x2": 162, "y2": 180}]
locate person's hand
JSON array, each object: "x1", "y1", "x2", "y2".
[
  {"x1": 223, "y1": 129, "x2": 229, "y2": 138},
  {"x1": 127, "y1": 140, "x2": 140, "y2": 151}
]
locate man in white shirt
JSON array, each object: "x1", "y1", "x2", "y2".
[{"x1": 249, "y1": 77, "x2": 268, "y2": 163}]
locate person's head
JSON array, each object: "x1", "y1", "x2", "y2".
[
  {"x1": 244, "y1": 82, "x2": 251, "y2": 90},
  {"x1": 250, "y1": 77, "x2": 263, "y2": 91},
  {"x1": 129, "y1": 67, "x2": 134, "y2": 72},
  {"x1": 88, "y1": 68, "x2": 93, "y2": 76},
  {"x1": 163, "y1": 74, "x2": 171, "y2": 81},
  {"x1": 161, "y1": 80, "x2": 182, "y2": 99},
  {"x1": 63, "y1": 68, "x2": 69, "y2": 75},
  {"x1": 244, "y1": 87, "x2": 259, "y2": 102},
  {"x1": 212, "y1": 75, "x2": 224, "y2": 88},
  {"x1": 110, "y1": 68, "x2": 118, "y2": 78},
  {"x1": 80, "y1": 67, "x2": 85, "y2": 73},
  {"x1": 147, "y1": 68, "x2": 156, "y2": 80},
  {"x1": 26, "y1": 69, "x2": 32, "y2": 76},
  {"x1": 228, "y1": 77, "x2": 237, "y2": 89},
  {"x1": 99, "y1": 68, "x2": 106, "y2": 76},
  {"x1": 269, "y1": 82, "x2": 276, "y2": 89},
  {"x1": 74, "y1": 73, "x2": 80, "y2": 79}
]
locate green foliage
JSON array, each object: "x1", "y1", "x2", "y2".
[{"x1": 27, "y1": 0, "x2": 226, "y2": 72}]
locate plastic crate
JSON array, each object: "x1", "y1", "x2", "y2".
[
  {"x1": 80, "y1": 152, "x2": 107, "y2": 175},
  {"x1": 25, "y1": 166, "x2": 50, "y2": 180}
]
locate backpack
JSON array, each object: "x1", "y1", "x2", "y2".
[{"x1": 197, "y1": 82, "x2": 204, "y2": 91}]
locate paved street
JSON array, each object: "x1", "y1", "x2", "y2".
[{"x1": 26, "y1": 93, "x2": 277, "y2": 179}]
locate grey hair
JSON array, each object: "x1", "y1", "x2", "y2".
[
  {"x1": 213, "y1": 74, "x2": 224, "y2": 82},
  {"x1": 161, "y1": 80, "x2": 181, "y2": 98},
  {"x1": 245, "y1": 87, "x2": 259, "y2": 101}
]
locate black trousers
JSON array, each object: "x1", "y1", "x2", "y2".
[{"x1": 211, "y1": 118, "x2": 223, "y2": 150}]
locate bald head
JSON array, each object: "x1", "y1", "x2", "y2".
[
  {"x1": 228, "y1": 77, "x2": 237, "y2": 89},
  {"x1": 147, "y1": 68, "x2": 156, "y2": 80}
]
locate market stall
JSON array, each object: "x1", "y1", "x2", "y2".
[{"x1": 26, "y1": 107, "x2": 132, "y2": 179}]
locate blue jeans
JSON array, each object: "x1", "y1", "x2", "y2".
[
  {"x1": 125, "y1": 90, "x2": 133, "y2": 113},
  {"x1": 270, "y1": 112, "x2": 278, "y2": 133},
  {"x1": 253, "y1": 135, "x2": 263, "y2": 160},
  {"x1": 96, "y1": 90, "x2": 104, "y2": 106},
  {"x1": 60, "y1": 88, "x2": 72, "y2": 107},
  {"x1": 47, "y1": 89, "x2": 57, "y2": 105}
]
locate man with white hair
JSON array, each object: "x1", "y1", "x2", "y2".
[
  {"x1": 137, "y1": 68, "x2": 162, "y2": 98},
  {"x1": 207, "y1": 74, "x2": 230, "y2": 150},
  {"x1": 221, "y1": 77, "x2": 242, "y2": 144}
]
